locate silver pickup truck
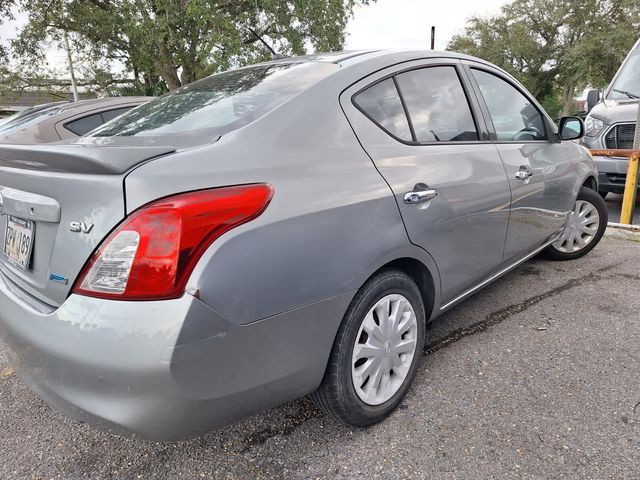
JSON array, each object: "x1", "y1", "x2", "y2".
[{"x1": 582, "y1": 38, "x2": 639, "y2": 197}]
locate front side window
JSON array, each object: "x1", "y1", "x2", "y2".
[
  {"x1": 472, "y1": 69, "x2": 547, "y2": 141},
  {"x1": 353, "y1": 78, "x2": 412, "y2": 141},
  {"x1": 395, "y1": 66, "x2": 478, "y2": 143}
]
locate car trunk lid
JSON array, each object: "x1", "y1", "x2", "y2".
[{"x1": 0, "y1": 143, "x2": 176, "y2": 307}]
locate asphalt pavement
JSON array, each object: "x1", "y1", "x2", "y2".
[{"x1": 1, "y1": 231, "x2": 639, "y2": 479}]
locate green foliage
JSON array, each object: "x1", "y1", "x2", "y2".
[
  {"x1": 448, "y1": 0, "x2": 640, "y2": 114},
  {"x1": 4, "y1": 0, "x2": 372, "y2": 93},
  {"x1": 0, "y1": 0, "x2": 15, "y2": 66},
  {"x1": 541, "y1": 93, "x2": 564, "y2": 119}
]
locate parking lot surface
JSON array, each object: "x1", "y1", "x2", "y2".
[{"x1": 1, "y1": 232, "x2": 639, "y2": 479}]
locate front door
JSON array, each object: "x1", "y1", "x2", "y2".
[
  {"x1": 341, "y1": 60, "x2": 512, "y2": 304},
  {"x1": 465, "y1": 66, "x2": 577, "y2": 264}
]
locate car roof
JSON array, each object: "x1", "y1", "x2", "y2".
[
  {"x1": 257, "y1": 49, "x2": 502, "y2": 81},
  {"x1": 262, "y1": 49, "x2": 494, "y2": 67}
]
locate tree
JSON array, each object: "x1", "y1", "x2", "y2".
[
  {"x1": 0, "y1": 0, "x2": 15, "y2": 65},
  {"x1": 5, "y1": 0, "x2": 372, "y2": 94},
  {"x1": 448, "y1": 0, "x2": 640, "y2": 117}
]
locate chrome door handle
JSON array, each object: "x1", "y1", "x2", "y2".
[
  {"x1": 404, "y1": 189, "x2": 438, "y2": 204},
  {"x1": 515, "y1": 167, "x2": 533, "y2": 181}
]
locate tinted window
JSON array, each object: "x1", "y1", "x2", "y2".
[
  {"x1": 91, "y1": 62, "x2": 336, "y2": 138},
  {"x1": 472, "y1": 69, "x2": 547, "y2": 141},
  {"x1": 395, "y1": 66, "x2": 478, "y2": 142},
  {"x1": 353, "y1": 78, "x2": 412, "y2": 141},
  {"x1": 64, "y1": 113, "x2": 104, "y2": 135},
  {"x1": 101, "y1": 107, "x2": 133, "y2": 123}
]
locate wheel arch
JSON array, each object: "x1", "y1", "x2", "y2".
[
  {"x1": 330, "y1": 252, "x2": 440, "y2": 351},
  {"x1": 313, "y1": 254, "x2": 438, "y2": 394},
  {"x1": 370, "y1": 257, "x2": 436, "y2": 322},
  {"x1": 582, "y1": 175, "x2": 598, "y2": 191}
]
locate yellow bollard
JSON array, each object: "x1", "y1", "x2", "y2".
[
  {"x1": 620, "y1": 151, "x2": 639, "y2": 225},
  {"x1": 590, "y1": 149, "x2": 639, "y2": 225}
]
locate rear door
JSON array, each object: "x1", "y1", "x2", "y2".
[
  {"x1": 341, "y1": 59, "x2": 512, "y2": 304},
  {"x1": 464, "y1": 64, "x2": 576, "y2": 264}
]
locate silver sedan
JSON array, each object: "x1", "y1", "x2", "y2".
[{"x1": 0, "y1": 50, "x2": 607, "y2": 440}]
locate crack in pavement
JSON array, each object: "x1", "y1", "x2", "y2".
[
  {"x1": 240, "y1": 398, "x2": 322, "y2": 453},
  {"x1": 424, "y1": 262, "x2": 624, "y2": 357}
]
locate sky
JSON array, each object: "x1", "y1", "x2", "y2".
[
  {"x1": 0, "y1": 0, "x2": 509, "y2": 74},
  {"x1": 346, "y1": 0, "x2": 507, "y2": 51}
]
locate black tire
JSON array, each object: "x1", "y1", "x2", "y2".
[
  {"x1": 542, "y1": 186, "x2": 608, "y2": 261},
  {"x1": 598, "y1": 190, "x2": 608, "y2": 199},
  {"x1": 311, "y1": 269, "x2": 426, "y2": 427}
]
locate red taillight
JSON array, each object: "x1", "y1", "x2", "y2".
[{"x1": 73, "y1": 184, "x2": 273, "y2": 300}]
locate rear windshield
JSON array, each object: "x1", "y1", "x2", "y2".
[
  {"x1": 90, "y1": 62, "x2": 337, "y2": 138},
  {"x1": 607, "y1": 46, "x2": 640, "y2": 101},
  {"x1": 0, "y1": 105, "x2": 66, "y2": 135}
]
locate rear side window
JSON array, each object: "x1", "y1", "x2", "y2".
[
  {"x1": 65, "y1": 107, "x2": 136, "y2": 136},
  {"x1": 353, "y1": 78, "x2": 412, "y2": 141},
  {"x1": 471, "y1": 69, "x2": 547, "y2": 141},
  {"x1": 395, "y1": 66, "x2": 478, "y2": 143},
  {"x1": 101, "y1": 107, "x2": 133, "y2": 123},
  {"x1": 64, "y1": 113, "x2": 104, "y2": 135}
]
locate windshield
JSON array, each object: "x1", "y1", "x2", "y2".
[
  {"x1": 91, "y1": 61, "x2": 337, "y2": 139},
  {"x1": 607, "y1": 46, "x2": 640, "y2": 101}
]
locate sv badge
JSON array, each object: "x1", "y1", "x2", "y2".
[{"x1": 70, "y1": 221, "x2": 94, "y2": 234}]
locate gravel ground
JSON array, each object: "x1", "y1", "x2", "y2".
[{"x1": 1, "y1": 232, "x2": 639, "y2": 479}]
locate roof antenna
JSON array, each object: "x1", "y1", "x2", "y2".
[{"x1": 430, "y1": 26, "x2": 435, "y2": 50}]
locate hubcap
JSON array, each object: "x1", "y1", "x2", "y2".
[
  {"x1": 351, "y1": 294, "x2": 418, "y2": 406},
  {"x1": 553, "y1": 200, "x2": 600, "y2": 253}
]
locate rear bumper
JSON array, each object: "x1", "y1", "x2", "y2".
[
  {"x1": 0, "y1": 271, "x2": 350, "y2": 440},
  {"x1": 593, "y1": 156, "x2": 637, "y2": 194}
]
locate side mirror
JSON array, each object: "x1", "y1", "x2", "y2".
[
  {"x1": 586, "y1": 89, "x2": 600, "y2": 112},
  {"x1": 558, "y1": 116, "x2": 585, "y2": 141}
]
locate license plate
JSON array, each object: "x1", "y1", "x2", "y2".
[{"x1": 2, "y1": 216, "x2": 35, "y2": 271}]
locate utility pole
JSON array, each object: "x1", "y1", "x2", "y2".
[
  {"x1": 63, "y1": 30, "x2": 79, "y2": 102},
  {"x1": 430, "y1": 26, "x2": 435, "y2": 50}
]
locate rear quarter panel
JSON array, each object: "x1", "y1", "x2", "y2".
[{"x1": 124, "y1": 77, "x2": 441, "y2": 325}]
